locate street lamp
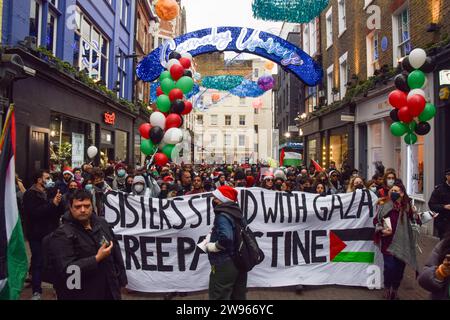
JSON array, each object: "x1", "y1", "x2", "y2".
[{"x1": 284, "y1": 132, "x2": 291, "y2": 138}]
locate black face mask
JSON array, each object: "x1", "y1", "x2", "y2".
[
  {"x1": 159, "y1": 190, "x2": 168, "y2": 198},
  {"x1": 275, "y1": 184, "x2": 282, "y2": 191},
  {"x1": 355, "y1": 185, "x2": 364, "y2": 190},
  {"x1": 125, "y1": 183, "x2": 132, "y2": 193},
  {"x1": 390, "y1": 192, "x2": 401, "y2": 202}
]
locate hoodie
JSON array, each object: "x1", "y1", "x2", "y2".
[{"x1": 131, "y1": 175, "x2": 150, "y2": 196}]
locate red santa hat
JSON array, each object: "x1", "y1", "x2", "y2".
[{"x1": 212, "y1": 185, "x2": 238, "y2": 203}]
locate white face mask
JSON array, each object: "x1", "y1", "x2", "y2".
[
  {"x1": 370, "y1": 187, "x2": 377, "y2": 193},
  {"x1": 134, "y1": 184, "x2": 145, "y2": 193},
  {"x1": 387, "y1": 179, "x2": 395, "y2": 187}
]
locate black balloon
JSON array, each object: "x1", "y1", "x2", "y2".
[
  {"x1": 390, "y1": 109, "x2": 400, "y2": 122},
  {"x1": 415, "y1": 122, "x2": 431, "y2": 135},
  {"x1": 169, "y1": 51, "x2": 182, "y2": 60},
  {"x1": 401, "y1": 57, "x2": 415, "y2": 73},
  {"x1": 150, "y1": 126, "x2": 164, "y2": 144},
  {"x1": 394, "y1": 74, "x2": 410, "y2": 92},
  {"x1": 183, "y1": 70, "x2": 193, "y2": 78},
  {"x1": 170, "y1": 99, "x2": 185, "y2": 114},
  {"x1": 419, "y1": 57, "x2": 436, "y2": 73}
]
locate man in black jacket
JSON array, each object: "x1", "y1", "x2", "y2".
[
  {"x1": 50, "y1": 190, "x2": 127, "y2": 300},
  {"x1": 428, "y1": 168, "x2": 450, "y2": 239},
  {"x1": 23, "y1": 169, "x2": 64, "y2": 300}
]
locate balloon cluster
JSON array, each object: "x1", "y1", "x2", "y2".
[
  {"x1": 388, "y1": 48, "x2": 436, "y2": 145},
  {"x1": 139, "y1": 51, "x2": 194, "y2": 166}
]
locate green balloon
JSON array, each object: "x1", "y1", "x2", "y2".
[
  {"x1": 390, "y1": 122, "x2": 408, "y2": 137},
  {"x1": 161, "y1": 78, "x2": 175, "y2": 95},
  {"x1": 175, "y1": 76, "x2": 194, "y2": 94},
  {"x1": 408, "y1": 120, "x2": 417, "y2": 133},
  {"x1": 404, "y1": 133, "x2": 418, "y2": 145},
  {"x1": 418, "y1": 103, "x2": 436, "y2": 122},
  {"x1": 159, "y1": 71, "x2": 172, "y2": 82},
  {"x1": 140, "y1": 139, "x2": 156, "y2": 156},
  {"x1": 407, "y1": 70, "x2": 426, "y2": 89},
  {"x1": 162, "y1": 144, "x2": 176, "y2": 159},
  {"x1": 156, "y1": 94, "x2": 171, "y2": 112}
]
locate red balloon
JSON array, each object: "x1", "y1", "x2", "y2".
[
  {"x1": 139, "y1": 123, "x2": 152, "y2": 139},
  {"x1": 179, "y1": 57, "x2": 191, "y2": 69},
  {"x1": 156, "y1": 87, "x2": 164, "y2": 97},
  {"x1": 407, "y1": 94, "x2": 426, "y2": 117},
  {"x1": 154, "y1": 152, "x2": 169, "y2": 166},
  {"x1": 388, "y1": 90, "x2": 408, "y2": 109},
  {"x1": 181, "y1": 101, "x2": 193, "y2": 115},
  {"x1": 169, "y1": 88, "x2": 184, "y2": 101},
  {"x1": 398, "y1": 106, "x2": 414, "y2": 123},
  {"x1": 166, "y1": 113, "x2": 182, "y2": 129},
  {"x1": 170, "y1": 64, "x2": 184, "y2": 81}
]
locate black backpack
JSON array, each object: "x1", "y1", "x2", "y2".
[{"x1": 221, "y1": 213, "x2": 265, "y2": 272}]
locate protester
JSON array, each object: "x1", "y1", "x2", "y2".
[
  {"x1": 81, "y1": 163, "x2": 93, "y2": 181},
  {"x1": 313, "y1": 182, "x2": 327, "y2": 196},
  {"x1": 50, "y1": 190, "x2": 127, "y2": 299},
  {"x1": 112, "y1": 163, "x2": 128, "y2": 191},
  {"x1": 180, "y1": 170, "x2": 193, "y2": 195},
  {"x1": 261, "y1": 175, "x2": 274, "y2": 190},
  {"x1": 347, "y1": 176, "x2": 366, "y2": 193},
  {"x1": 186, "y1": 176, "x2": 205, "y2": 195},
  {"x1": 215, "y1": 173, "x2": 229, "y2": 189},
  {"x1": 104, "y1": 166, "x2": 115, "y2": 188},
  {"x1": 329, "y1": 170, "x2": 344, "y2": 194},
  {"x1": 55, "y1": 169, "x2": 74, "y2": 195},
  {"x1": 131, "y1": 175, "x2": 149, "y2": 196},
  {"x1": 91, "y1": 167, "x2": 112, "y2": 216},
  {"x1": 125, "y1": 175, "x2": 134, "y2": 193},
  {"x1": 428, "y1": 168, "x2": 450, "y2": 239},
  {"x1": 366, "y1": 179, "x2": 381, "y2": 197},
  {"x1": 23, "y1": 169, "x2": 64, "y2": 300}
]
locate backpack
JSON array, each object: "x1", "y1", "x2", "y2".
[{"x1": 221, "y1": 213, "x2": 265, "y2": 272}]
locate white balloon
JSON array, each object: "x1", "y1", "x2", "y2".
[
  {"x1": 181, "y1": 52, "x2": 193, "y2": 61},
  {"x1": 163, "y1": 128, "x2": 183, "y2": 145},
  {"x1": 167, "y1": 58, "x2": 181, "y2": 70},
  {"x1": 150, "y1": 112, "x2": 166, "y2": 130},
  {"x1": 408, "y1": 89, "x2": 426, "y2": 99},
  {"x1": 87, "y1": 146, "x2": 98, "y2": 158},
  {"x1": 193, "y1": 72, "x2": 202, "y2": 81},
  {"x1": 409, "y1": 48, "x2": 427, "y2": 69}
]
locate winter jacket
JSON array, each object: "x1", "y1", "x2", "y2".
[
  {"x1": 428, "y1": 183, "x2": 450, "y2": 237},
  {"x1": 55, "y1": 179, "x2": 70, "y2": 195},
  {"x1": 23, "y1": 185, "x2": 64, "y2": 240},
  {"x1": 51, "y1": 211, "x2": 127, "y2": 300},
  {"x1": 208, "y1": 202, "x2": 245, "y2": 266},
  {"x1": 418, "y1": 240, "x2": 450, "y2": 300}
]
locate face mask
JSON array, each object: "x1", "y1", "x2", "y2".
[
  {"x1": 390, "y1": 192, "x2": 401, "y2": 202},
  {"x1": 387, "y1": 179, "x2": 395, "y2": 187},
  {"x1": 134, "y1": 184, "x2": 145, "y2": 193},
  {"x1": 117, "y1": 169, "x2": 126, "y2": 177},
  {"x1": 44, "y1": 179, "x2": 55, "y2": 189},
  {"x1": 69, "y1": 188, "x2": 77, "y2": 193},
  {"x1": 159, "y1": 190, "x2": 168, "y2": 198},
  {"x1": 370, "y1": 187, "x2": 377, "y2": 193},
  {"x1": 355, "y1": 184, "x2": 364, "y2": 190},
  {"x1": 275, "y1": 184, "x2": 282, "y2": 191},
  {"x1": 85, "y1": 184, "x2": 93, "y2": 192}
]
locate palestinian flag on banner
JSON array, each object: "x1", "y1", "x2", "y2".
[
  {"x1": 282, "y1": 151, "x2": 302, "y2": 167},
  {"x1": 330, "y1": 228, "x2": 375, "y2": 263},
  {"x1": 0, "y1": 105, "x2": 28, "y2": 300}
]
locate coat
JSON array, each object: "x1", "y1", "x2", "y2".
[
  {"x1": 23, "y1": 185, "x2": 64, "y2": 241},
  {"x1": 428, "y1": 182, "x2": 450, "y2": 237},
  {"x1": 51, "y1": 212, "x2": 127, "y2": 300}
]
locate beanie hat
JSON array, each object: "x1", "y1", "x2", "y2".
[
  {"x1": 274, "y1": 169, "x2": 286, "y2": 181},
  {"x1": 163, "y1": 176, "x2": 174, "y2": 183},
  {"x1": 212, "y1": 185, "x2": 238, "y2": 203}
]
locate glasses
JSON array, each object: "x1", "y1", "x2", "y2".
[{"x1": 266, "y1": 179, "x2": 274, "y2": 182}]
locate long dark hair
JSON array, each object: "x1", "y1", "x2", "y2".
[
  {"x1": 438, "y1": 231, "x2": 450, "y2": 264},
  {"x1": 393, "y1": 181, "x2": 412, "y2": 210}
]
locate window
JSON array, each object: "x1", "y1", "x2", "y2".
[
  {"x1": 393, "y1": 7, "x2": 411, "y2": 66},
  {"x1": 29, "y1": 0, "x2": 42, "y2": 45},
  {"x1": 326, "y1": 7, "x2": 333, "y2": 49},
  {"x1": 338, "y1": 0, "x2": 346, "y2": 36},
  {"x1": 196, "y1": 115, "x2": 203, "y2": 125},
  {"x1": 225, "y1": 115, "x2": 231, "y2": 126},
  {"x1": 115, "y1": 130, "x2": 128, "y2": 162},
  {"x1": 327, "y1": 64, "x2": 334, "y2": 104},
  {"x1": 239, "y1": 115, "x2": 246, "y2": 126},
  {"x1": 303, "y1": 24, "x2": 310, "y2": 55},
  {"x1": 369, "y1": 122, "x2": 382, "y2": 174},
  {"x1": 240, "y1": 97, "x2": 246, "y2": 105},
  {"x1": 254, "y1": 125, "x2": 258, "y2": 134},
  {"x1": 307, "y1": 139, "x2": 317, "y2": 165},
  {"x1": 210, "y1": 134, "x2": 217, "y2": 146},
  {"x1": 46, "y1": 11, "x2": 57, "y2": 54},
  {"x1": 120, "y1": 0, "x2": 129, "y2": 27},
  {"x1": 411, "y1": 135, "x2": 424, "y2": 195},
  {"x1": 254, "y1": 68, "x2": 259, "y2": 78},
  {"x1": 366, "y1": 31, "x2": 380, "y2": 76},
  {"x1": 306, "y1": 86, "x2": 318, "y2": 113},
  {"x1": 329, "y1": 134, "x2": 348, "y2": 171},
  {"x1": 309, "y1": 19, "x2": 317, "y2": 56},
  {"x1": 339, "y1": 53, "x2": 348, "y2": 99},
  {"x1": 210, "y1": 114, "x2": 218, "y2": 126},
  {"x1": 239, "y1": 135, "x2": 245, "y2": 147},
  {"x1": 224, "y1": 134, "x2": 231, "y2": 146},
  {"x1": 117, "y1": 50, "x2": 127, "y2": 98}
]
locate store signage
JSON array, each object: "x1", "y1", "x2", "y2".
[
  {"x1": 288, "y1": 126, "x2": 298, "y2": 132},
  {"x1": 439, "y1": 70, "x2": 450, "y2": 85},
  {"x1": 71, "y1": 133, "x2": 84, "y2": 168},
  {"x1": 341, "y1": 115, "x2": 355, "y2": 122},
  {"x1": 104, "y1": 112, "x2": 115, "y2": 125},
  {"x1": 137, "y1": 27, "x2": 323, "y2": 86}
]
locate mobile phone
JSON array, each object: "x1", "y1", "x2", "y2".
[{"x1": 101, "y1": 235, "x2": 110, "y2": 247}]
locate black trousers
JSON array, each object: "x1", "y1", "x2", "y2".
[{"x1": 209, "y1": 259, "x2": 247, "y2": 300}]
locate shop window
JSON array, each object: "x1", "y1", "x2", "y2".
[
  {"x1": 134, "y1": 133, "x2": 142, "y2": 166},
  {"x1": 115, "y1": 130, "x2": 128, "y2": 163},
  {"x1": 370, "y1": 122, "x2": 382, "y2": 173},
  {"x1": 411, "y1": 135, "x2": 424, "y2": 195},
  {"x1": 307, "y1": 139, "x2": 317, "y2": 166},
  {"x1": 329, "y1": 133, "x2": 348, "y2": 172}
]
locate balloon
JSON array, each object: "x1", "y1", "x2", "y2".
[
  {"x1": 408, "y1": 70, "x2": 426, "y2": 89},
  {"x1": 150, "y1": 111, "x2": 166, "y2": 129},
  {"x1": 181, "y1": 52, "x2": 192, "y2": 61},
  {"x1": 156, "y1": 87, "x2": 164, "y2": 97},
  {"x1": 179, "y1": 57, "x2": 191, "y2": 69},
  {"x1": 181, "y1": 101, "x2": 193, "y2": 115},
  {"x1": 407, "y1": 121, "x2": 417, "y2": 133},
  {"x1": 139, "y1": 123, "x2": 152, "y2": 139},
  {"x1": 160, "y1": 78, "x2": 175, "y2": 95},
  {"x1": 140, "y1": 139, "x2": 156, "y2": 156},
  {"x1": 162, "y1": 144, "x2": 176, "y2": 159},
  {"x1": 163, "y1": 128, "x2": 183, "y2": 144},
  {"x1": 166, "y1": 58, "x2": 181, "y2": 70},
  {"x1": 159, "y1": 71, "x2": 172, "y2": 82},
  {"x1": 401, "y1": 57, "x2": 415, "y2": 73},
  {"x1": 87, "y1": 146, "x2": 98, "y2": 158},
  {"x1": 407, "y1": 94, "x2": 426, "y2": 117},
  {"x1": 408, "y1": 48, "x2": 427, "y2": 69},
  {"x1": 419, "y1": 57, "x2": 436, "y2": 73},
  {"x1": 398, "y1": 106, "x2": 414, "y2": 123},
  {"x1": 407, "y1": 89, "x2": 426, "y2": 100},
  {"x1": 264, "y1": 61, "x2": 275, "y2": 70},
  {"x1": 156, "y1": 94, "x2": 171, "y2": 112},
  {"x1": 170, "y1": 99, "x2": 185, "y2": 114},
  {"x1": 165, "y1": 113, "x2": 182, "y2": 129},
  {"x1": 183, "y1": 70, "x2": 193, "y2": 78},
  {"x1": 168, "y1": 51, "x2": 182, "y2": 60},
  {"x1": 418, "y1": 103, "x2": 436, "y2": 122},
  {"x1": 150, "y1": 126, "x2": 164, "y2": 144},
  {"x1": 212, "y1": 93, "x2": 220, "y2": 103},
  {"x1": 394, "y1": 74, "x2": 410, "y2": 92},
  {"x1": 170, "y1": 64, "x2": 185, "y2": 81},
  {"x1": 154, "y1": 153, "x2": 169, "y2": 166},
  {"x1": 168, "y1": 88, "x2": 184, "y2": 101},
  {"x1": 388, "y1": 90, "x2": 407, "y2": 109},
  {"x1": 155, "y1": 0, "x2": 180, "y2": 21},
  {"x1": 389, "y1": 109, "x2": 400, "y2": 122},
  {"x1": 404, "y1": 133, "x2": 418, "y2": 145},
  {"x1": 252, "y1": 99, "x2": 263, "y2": 109},
  {"x1": 176, "y1": 76, "x2": 194, "y2": 94},
  {"x1": 415, "y1": 122, "x2": 431, "y2": 135},
  {"x1": 390, "y1": 122, "x2": 408, "y2": 137},
  {"x1": 257, "y1": 75, "x2": 275, "y2": 91}
]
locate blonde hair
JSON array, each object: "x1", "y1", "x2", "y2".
[{"x1": 347, "y1": 175, "x2": 365, "y2": 193}]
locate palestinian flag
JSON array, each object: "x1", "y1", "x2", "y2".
[
  {"x1": 330, "y1": 228, "x2": 375, "y2": 263},
  {"x1": 282, "y1": 152, "x2": 302, "y2": 167},
  {"x1": 0, "y1": 105, "x2": 28, "y2": 300}
]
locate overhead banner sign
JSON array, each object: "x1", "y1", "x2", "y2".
[
  {"x1": 136, "y1": 27, "x2": 323, "y2": 86},
  {"x1": 104, "y1": 188, "x2": 381, "y2": 293}
]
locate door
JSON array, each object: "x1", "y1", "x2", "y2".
[
  {"x1": 28, "y1": 127, "x2": 49, "y2": 184},
  {"x1": 358, "y1": 124, "x2": 368, "y2": 179}
]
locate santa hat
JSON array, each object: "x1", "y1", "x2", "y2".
[
  {"x1": 163, "y1": 176, "x2": 174, "y2": 183},
  {"x1": 63, "y1": 170, "x2": 74, "y2": 178},
  {"x1": 212, "y1": 185, "x2": 238, "y2": 203}
]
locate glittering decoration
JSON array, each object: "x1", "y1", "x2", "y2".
[
  {"x1": 136, "y1": 27, "x2": 323, "y2": 86},
  {"x1": 257, "y1": 74, "x2": 275, "y2": 91},
  {"x1": 201, "y1": 75, "x2": 244, "y2": 91},
  {"x1": 229, "y1": 79, "x2": 266, "y2": 98},
  {"x1": 252, "y1": 0, "x2": 329, "y2": 23},
  {"x1": 150, "y1": 82, "x2": 199, "y2": 102},
  {"x1": 155, "y1": 0, "x2": 180, "y2": 21}
]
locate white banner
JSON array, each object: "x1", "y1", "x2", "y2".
[{"x1": 104, "y1": 188, "x2": 382, "y2": 292}]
